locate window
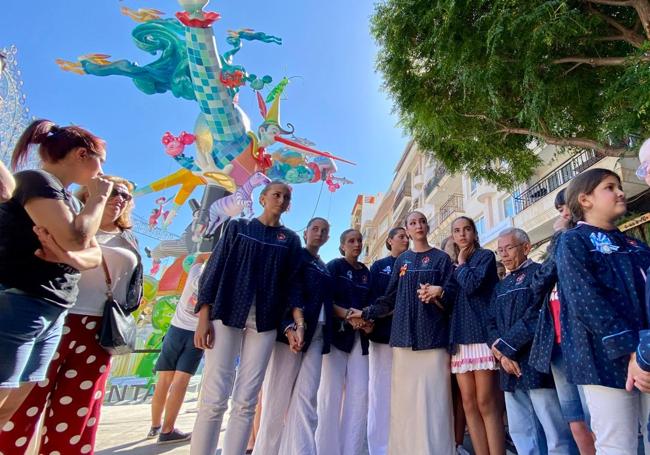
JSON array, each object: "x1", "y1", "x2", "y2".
[
  {"x1": 503, "y1": 196, "x2": 516, "y2": 219},
  {"x1": 470, "y1": 178, "x2": 479, "y2": 195},
  {"x1": 475, "y1": 216, "x2": 486, "y2": 235}
]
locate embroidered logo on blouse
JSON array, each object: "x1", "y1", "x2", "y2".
[
  {"x1": 347, "y1": 270, "x2": 353, "y2": 280},
  {"x1": 421, "y1": 256, "x2": 430, "y2": 266},
  {"x1": 276, "y1": 232, "x2": 287, "y2": 242},
  {"x1": 589, "y1": 232, "x2": 619, "y2": 254},
  {"x1": 381, "y1": 265, "x2": 392, "y2": 275},
  {"x1": 361, "y1": 274, "x2": 369, "y2": 284},
  {"x1": 516, "y1": 273, "x2": 526, "y2": 284},
  {"x1": 399, "y1": 263, "x2": 408, "y2": 277}
]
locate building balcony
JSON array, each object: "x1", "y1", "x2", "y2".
[
  {"x1": 424, "y1": 165, "x2": 447, "y2": 200},
  {"x1": 393, "y1": 199, "x2": 412, "y2": 227},
  {"x1": 430, "y1": 193, "x2": 465, "y2": 247},
  {"x1": 514, "y1": 149, "x2": 602, "y2": 212},
  {"x1": 413, "y1": 173, "x2": 424, "y2": 190},
  {"x1": 392, "y1": 179, "x2": 413, "y2": 213}
]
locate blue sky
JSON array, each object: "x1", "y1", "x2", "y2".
[{"x1": 2, "y1": 0, "x2": 408, "y2": 263}]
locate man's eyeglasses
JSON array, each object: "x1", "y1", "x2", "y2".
[
  {"x1": 636, "y1": 161, "x2": 649, "y2": 180},
  {"x1": 110, "y1": 188, "x2": 133, "y2": 202},
  {"x1": 496, "y1": 244, "x2": 520, "y2": 256}
]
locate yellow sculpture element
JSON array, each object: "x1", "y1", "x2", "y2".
[
  {"x1": 120, "y1": 6, "x2": 165, "y2": 23},
  {"x1": 55, "y1": 59, "x2": 84, "y2": 75},
  {"x1": 78, "y1": 53, "x2": 112, "y2": 66}
]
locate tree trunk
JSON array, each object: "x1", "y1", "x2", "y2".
[{"x1": 633, "y1": 0, "x2": 650, "y2": 39}]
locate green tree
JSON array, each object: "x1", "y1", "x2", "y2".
[{"x1": 372, "y1": 0, "x2": 650, "y2": 187}]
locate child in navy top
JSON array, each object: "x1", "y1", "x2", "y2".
[
  {"x1": 191, "y1": 181, "x2": 302, "y2": 455},
  {"x1": 556, "y1": 168, "x2": 650, "y2": 452},
  {"x1": 529, "y1": 189, "x2": 594, "y2": 453},
  {"x1": 254, "y1": 217, "x2": 334, "y2": 455},
  {"x1": 488, "y1": 227, "x2": 573, "y2": 455},
  {"x1": 358, "y1": 211, "x2": 458, "y2": 454},
  {"x1": 366, "y1": 227, "x2": 409, "y2": 455},
  {"x1": 448, "y1": 216, "x2": 504, "y2": 455},
  {"x1": 316, "y1": 229, "x2": 372, "y2": 455}
]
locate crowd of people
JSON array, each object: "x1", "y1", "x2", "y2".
[{"x1": 0, "y1": 119, "x2": 650, "y2": 455}]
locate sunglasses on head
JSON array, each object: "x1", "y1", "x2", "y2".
[{"x1": 110, "y1": 188, "x2": 133, "y2": 201}]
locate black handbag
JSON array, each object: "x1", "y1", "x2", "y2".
[{"x1": 98, "y1": 258, "x2": 137, "y2": 355}]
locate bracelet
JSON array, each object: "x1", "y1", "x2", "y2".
[
  {"x1": 296, "y1": 322, "x2": 306, "y2": 330},
  {"x1": 345, "y1": 308, "x2": 352, "y2": 319}
]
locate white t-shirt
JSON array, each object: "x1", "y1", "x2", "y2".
[
  {"x1": 72, "y1": 230, "x2": 139, "y2": 316},
  {"x1": 171, "y1": 262, "x2": 203, "y2": 331}
]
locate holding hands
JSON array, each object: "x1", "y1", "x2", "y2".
[
  {"x1": 345, "y1": 308, "x2": 374, "y2": 333},
  {"x1": 286, "y1": 319, "x2": 306, "y2": 353}
]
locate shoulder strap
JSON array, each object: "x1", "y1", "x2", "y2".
[{"x1": 101, "y1": 257, "x2": 113, "y2": 298}]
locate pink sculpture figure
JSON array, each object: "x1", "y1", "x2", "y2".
[
  {"x1": 203, "y1": 172, "x2": 271, "y2": 237},
  {"x1": 149, "y1": 196, "x2": 170, "y2": 229},
  {"x1": 162, "y1": 131, "x2": 196, "y2": 157}
]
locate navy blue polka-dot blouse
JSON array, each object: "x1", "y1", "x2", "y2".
[
  {"x1": 487, "y1": 260, "x2": 554, "y2": 392},
  {"x1": 555, "y1": 223, "x2": 650, "y2": 388},
  {"x1": 367, "y1": 255, "x2": 397, "y2": 344},
  {"x1": 364, "y1": 248, "x2": 458, "y2": 351},
  {"x1": 449, "y1": 248, "x2": 499, "y2": 346},
  {"x1": 529, "y1": 232, "x2": 563, "y2": 374},
  {"x1": 197, "y1": 218, "x2": 302, "y2": 332},
  {"x1": 327, "y1": 257, "x2": 372, "y2": 355},
  {"x1": 277, "y1": 248, "x2": 333, "y2": 354}
]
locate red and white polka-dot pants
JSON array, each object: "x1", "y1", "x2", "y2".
[{"x1": 0, "y1": 314, "x2": 112, "y2": 455}]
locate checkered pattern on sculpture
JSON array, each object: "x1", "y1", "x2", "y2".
[{"x1": 185, "y1": 27, "x2": 248, "y2": 168}]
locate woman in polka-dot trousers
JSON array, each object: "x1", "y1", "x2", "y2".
[{"x1": 0, "y1": 177, "x2": 142, "y2": 455}]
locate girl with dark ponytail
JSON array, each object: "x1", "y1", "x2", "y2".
[{"x1": 0, "y1": 120, "x2": 113, "y2": 426}]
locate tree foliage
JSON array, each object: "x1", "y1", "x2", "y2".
[{"x1": 372, "y1": 0, "x2": 650, "y2": 187}]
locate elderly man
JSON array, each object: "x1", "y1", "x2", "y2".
[{"x1": 487, "y1": 227, "x2": 573, "y2": 455}]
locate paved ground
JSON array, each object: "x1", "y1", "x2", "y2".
[
  {"x1": 95, "y1": 401, "x2": 199, "y2": 455},
  {"x1": 93, "y1": 395, "x2": 515, "y2": 455}
]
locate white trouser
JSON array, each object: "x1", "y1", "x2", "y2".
[
  {"x1": 316, "y1": 334, "x2": 369, "y2": 455},
  {"x1": 582, "y1": 385, "x2": 644, "y2": 455},
  {"x1": 641, "y1": 392, "x2": 650, "y2": 455},
  {"x1": 190, "y1": 316, "x2": 276, "y2": 455},
  {"x1": 254, "y1": 326, "x2": 324, "y2": 455},
  {"x1": 367, "y1": 342, "x2": 392, "y2": 455}
]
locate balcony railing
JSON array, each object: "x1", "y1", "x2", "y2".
[
  {"x1": 424, "y1": 165, "x2": 447, "y2": 198},
  {"x1": 392, "y1": 178, "x2": 412, "y2": 213},
  {"x1": 430, "y1": 193, "x2": 464, "y2": 230},
  {"x1": 514, "y1": 149, "x2": 602, "y2": 212},
  {"x1": 394, "y1": 201, "x2": 412, "y2": 226}
]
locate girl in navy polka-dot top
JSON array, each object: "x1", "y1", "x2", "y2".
[
  {"x1": 315, "y1": 229, "x2": 373, "y2": 455},
  {"x1": 358, "y1": 211, "x2": 458, "y2": 454},
  {"x1": 555, "y1": 168, "x2": 650, "y2": 451},
  {"x1": 191, "y1": 181, "x2": 303, "y2": 455}
]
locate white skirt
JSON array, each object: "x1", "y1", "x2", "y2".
[
  {"x1": 451, "y1": 343, "x2": 499, "y2": 374},
  {"x1": 388, "y1": 347, "x2": 454, "y2": 455}
]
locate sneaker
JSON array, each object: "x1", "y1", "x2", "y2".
[
  {"x1": 456, "y1": 445, "x2": 471, "y2": 455},
  {"x1": 158, "y1": 428, "x2": 191, "y2": 444},
  {"x1": 146, "y1": 426, "x2": 161, "y2": 439}
]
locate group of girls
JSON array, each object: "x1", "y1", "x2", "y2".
[
  {"x1": 191, "y1": 166, "x2": 650, "y2": 455},
  {"x1": 187, "y1": 175, "x2": 491, "y2": 455},
  {"x1": 0, "y1": 119, "x2": 143, "y2": 455}
]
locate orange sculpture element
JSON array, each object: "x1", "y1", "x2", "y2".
[{"x1": 157, "y1": 257, "x2": 188, "y2": 296}]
